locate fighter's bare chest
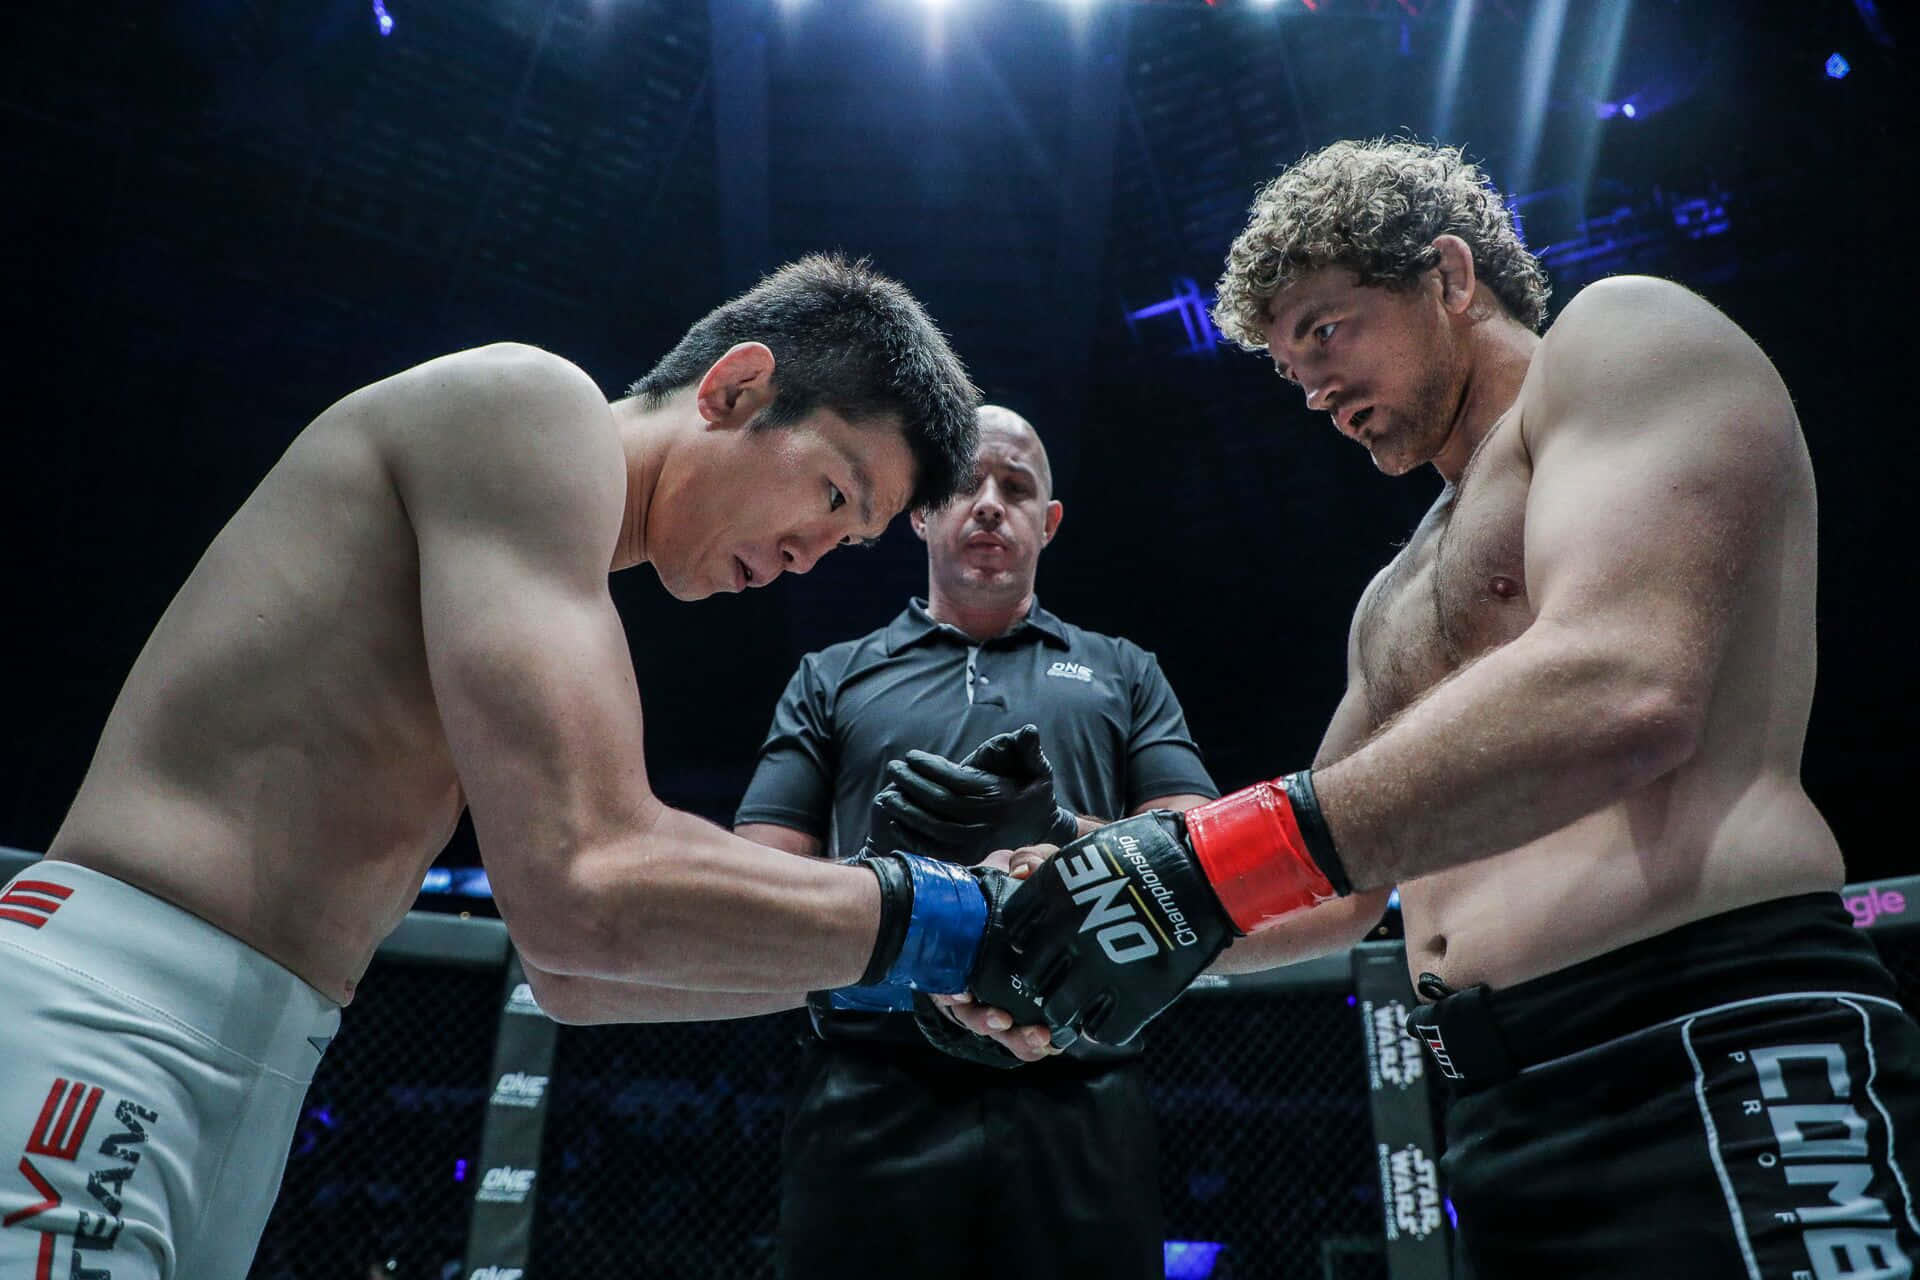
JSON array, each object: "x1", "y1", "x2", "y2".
[{"x1": 1353, "y1": 430, "x2": 1534, "y2": 728}]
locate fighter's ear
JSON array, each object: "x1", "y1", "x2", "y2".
[
  {"x1": 1430, "y1": 235, "x2": 1478, "y2": 317},
  {"x1": 694, "y1": 342, "x2": 776, "y2": 426},
  {"x1": 1041, "y1": 499, "x2": 1063, "y2": 544},
  {"x1": 910, "y1": 506, "x2": 929, "y2": 541}
]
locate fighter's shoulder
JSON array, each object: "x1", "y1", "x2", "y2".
[
  {"x1": 1535, "y1": 275, "x2": 1763, "y2": 387},
  {"x1": 378, "y1": 344, "x2": 615, "y2": 482},
  {"x1": 382, "y1": 343, "x2": 610, "y2": 443},
  {"x1": 365, "y1": 345, "x2": 622, "y2": 539},
  {"x1": 1525, "y1": 276, "x2": 1787, "y2": 445}
]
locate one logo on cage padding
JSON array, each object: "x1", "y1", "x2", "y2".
[
  {"x1": 1376, "y1": 1142, "x2": 1443, "y2": 1241},
  {"x1": 476, "y1": 1165, "x2": 536, "y2": 1204},
  {"x1": 1361, "y1": 1000, "x2": 1425, "y2": 1091},
  {"x1": 489, "y1": 1073, "x2": 549, "y2": 1109},
  {"x1": 4, "y1": 1076, "x2": 160, "y2": 1280},
  {"x1": 1717, "y1": 1036, "x2": 1915, "y2": 1276},
  {"x1": 1054, "y1": 832, "x2": 1199, "y2": 965},
  {"x1": 470, "y1": 1268, "x2": 525, "y2": 1280},
  {"x1": 504, "y1": 983, "x2": 545, "y2": 1016}
]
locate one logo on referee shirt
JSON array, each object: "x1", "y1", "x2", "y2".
[{"x1": 1045, "y1": 661, "x2": 1094, "y2": 683}]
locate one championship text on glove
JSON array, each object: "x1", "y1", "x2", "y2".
[{"x1": 1054, "y1": 827, "x2": 1204, "y2": 963}]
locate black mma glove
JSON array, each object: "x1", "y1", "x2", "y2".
[
  {"x1": 871, "y1": 724, "x2": 1079, "y2": 867},
  {"x1": 968, "y1": 811, "x2": 1238, "y2": 1048}
]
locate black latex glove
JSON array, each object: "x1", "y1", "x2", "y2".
[{"x1": 870, "y1": 724, "x2": 1079, "y2": 866}]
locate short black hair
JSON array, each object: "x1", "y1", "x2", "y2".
[{"x1": 629, "y1": 254, "x2": 980, "y2": 510}]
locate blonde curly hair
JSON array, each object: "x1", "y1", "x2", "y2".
[{"x1": 1213, "y1": 138, "x2": 1550, "y2": 351}]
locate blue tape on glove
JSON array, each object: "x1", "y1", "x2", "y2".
[{"x1": 885, "y1": 855, "x2": 988, "y2": 994}]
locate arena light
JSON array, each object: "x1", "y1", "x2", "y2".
[
  {"x1": 1125, "y1": 278, "x2": 1220, "y2": 357},
  {"x1": 1510, "y1": 0, "x2": 1570, "y2": 194},
  {"x1": 1826, "y1": 52, "x2": 1851, "y2": 79},
  {"x1": 1432, "y1": 0, "x2": 1476, "y2": 140},
  {"x1": 1621, "y1": 101, "x2": 1636, "y2": 118},
  {"x1": 371, "y1": 0, "x2": 393, "y2": 36},
  {"x1": 1164, "y1": 1241, "x2": 1226, "y2": 1280}
]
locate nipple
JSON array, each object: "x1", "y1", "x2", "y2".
[{"x1": 1489, "y1": 575, "x2": 1521, "y2": 600}]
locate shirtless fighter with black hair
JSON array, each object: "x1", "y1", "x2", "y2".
[{"x1": 0, "y1": 255, "x2": 1061, "y2": 1279}]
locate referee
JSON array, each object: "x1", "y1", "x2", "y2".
[{"x1": 736, "y1": 405, "x2": 1218, "y2": 1280}]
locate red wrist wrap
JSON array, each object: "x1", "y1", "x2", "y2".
[{"x1": 1185, "y1": 779, "x2": 1338, "y2": 934}]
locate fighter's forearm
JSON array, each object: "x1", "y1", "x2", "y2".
[
  {"x1": 511, "y1": 805, "x2": 881, "y2": 992},
  {"x1": 520, "y1": 959, "x2": 806, "y2": 1026},
  {"x1": 1203, "y1": 887, "x2": 1393, "y2": 975},
  {"x1": 1312, "y1": 621, "x2": 1697, "y2": 891}
]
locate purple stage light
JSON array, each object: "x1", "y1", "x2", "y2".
[
  {"x1": 1164, "y1": 1241, "x2": 1226, "y2": 1280},
  {"x1": 454, "y1": 1158, "x2": 469, "y2": 1182},
  {"x1": 1826, "y1": 52, "x2": 1850, "y2": 79},
  {"x1": 372, "y1": 0, "x2": 393, "y2": 36},
  {"x1": 1621, "y1": 102, "x2": 1637, "y2": 118}
]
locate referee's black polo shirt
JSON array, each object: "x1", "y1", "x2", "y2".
[
  {"x1": 736, "y1": 597, "x2": 1217, "y2": 1055},
  {"x1": 737, "y1": 597, "x2": 1217, "y2": 856}
]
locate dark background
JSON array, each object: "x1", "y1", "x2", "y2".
[{"x1": 3, "y1": 0, "x2": 1913, "y2": 888}]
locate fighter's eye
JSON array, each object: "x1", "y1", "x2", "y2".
[
  {"x1": 829, "y1": 484, "x2": 846, "y2": 513},
  {"x1": 1314, "y1": 321, "x2": 1338, "y2": 344}
]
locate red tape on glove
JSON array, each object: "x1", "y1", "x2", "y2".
[{"x1": 1185, "y1": 779, "x2": 1338, "y2": 934}]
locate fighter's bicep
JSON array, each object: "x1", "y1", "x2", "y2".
[
  {"x1": 1521, "y1": 279, "x2": 1796, "y2": 679},
  {"x1": 388, "y1": 346, "x2": 657, "y2": 893},
  {"x1": 417, "y1": 531, "x2": 660, "y2": 883}
]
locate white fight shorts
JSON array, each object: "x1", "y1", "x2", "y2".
[{"x1": 0, "y1": 861, "x2": 340, "y2": 1280}]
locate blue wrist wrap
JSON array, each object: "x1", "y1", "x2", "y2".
[{"x1": 884, "y1": 855, "x2": 988, "y2": 994}]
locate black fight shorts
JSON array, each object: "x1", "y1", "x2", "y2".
[
  {"x1": 1409, "y1": 892, "x2": 1920, "y2": 1279},
  {"x1": 777, "y1": 1037, "x2": 1164, "y2": 1280}
]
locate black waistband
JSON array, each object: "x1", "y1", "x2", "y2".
[{"x1": 1411, "y1": 892, "x2": 1897, "y2": 1091}]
